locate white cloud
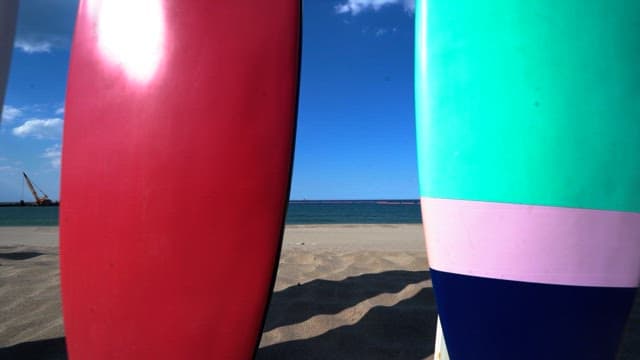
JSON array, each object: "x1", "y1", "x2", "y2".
[
  {"x1": 12, "y1": 118, "x2": 63, "y2": 139},
  {"x1": 42, "y1": 144, "x2": 62, "y2": 168},
  {"x1": 55, "y1": 106, "x2": 64, "y2": 115},
  {"x1": 0, "y1": 163, "x2": 19, "y2": 173},
  {"x1": 403, "y1": 0, "x2": 415, "y2": 12},
  {"x1": 336, "y1": 0, "x2": 414, "y2": 15},
  {"x1": 375, "y1": 28, "x2": 388, "y2": 36},
  {"x1": 2, "y1": 105, "x2": 22, "y2": 122},
  {"x1": 14, "y1": 0, "x2": 78, "y2": 54},
  {"x1": 14, "y1": 39, "x2": 53, "y2": 53}
]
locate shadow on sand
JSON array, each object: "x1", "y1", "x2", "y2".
[
  {"x1": 258, "y1": 270, "x2": 437, "y2": 360},
  {"x1": 618, "y1": 290, "x2": 640, "y2": 360},
  {"x1": 258, "y1": 287, "x2": 437, "y2": 359},
  {"x1": 0, "y1": 251, "x2": 43, "y2": 260},
  {"x1": 263, "y1": 270, "x2": 431, "y2": 332},
  {"x1": 0, "y1": 337, "x2": 66, "y2": 360}
]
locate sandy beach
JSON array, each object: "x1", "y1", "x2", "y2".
[{"x1": 0, "y1": 225, "x2": 638, "y2": 359}]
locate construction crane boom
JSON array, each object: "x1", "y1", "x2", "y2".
[{"x1": 22, "y1": 172, "x2": 52, "y2": 205}]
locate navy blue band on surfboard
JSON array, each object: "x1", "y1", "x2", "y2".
[{"x1": 430, "y1": 268, "x2": 637, "y2": 359}]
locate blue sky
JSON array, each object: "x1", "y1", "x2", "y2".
[{"x1": 0, "y1": 0, "x2": 417, "y2": 201}]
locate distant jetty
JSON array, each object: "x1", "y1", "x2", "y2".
[{"x1": 0, "y1": 201, "x2": 59, "y2": 207}]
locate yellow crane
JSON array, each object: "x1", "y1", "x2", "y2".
[{"x1": 22, "y1": 172, "x2": 53, "y2": 206}]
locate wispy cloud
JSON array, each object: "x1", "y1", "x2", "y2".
[
  {"x1": 0, "y1": 162, "x2": 19, "y2": 173},
  {"x1": 2, "y1": 105, "x2": 22, "y2": 122},
  {"x1": 55, "y1": 106, "x2": 64, "y2": 115},
  {"x1": 375, "y1": 27, "x2": 398, "y2": 37},
  {"x1": 42, "y1": 144, "x2": 62, "y2": 168},
  {"x1": 403, "y1": 0, "x2": 415, "y2": 12},
  {"x1": 335, "y1": 0, "x2": 414, "y2": 15},
  {"x1": 375, "y1": 28, "x2": 388, "y2": 36},
  {"x1": 14, "y1": 0, "x2": 78, "y2": 54},
  {"x1": 14, "y1": 39, "x2": 53, "y2": 54},
  {"x1": 12, "y1": 118, "x2": 63, "y2": 139}
]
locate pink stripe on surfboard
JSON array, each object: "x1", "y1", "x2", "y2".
[{"x1": 421, "y1": 197, "x2": 640, "y2": 288}]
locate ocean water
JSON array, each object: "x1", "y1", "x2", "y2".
[
  {"x1": 0, "y1": 201, "x2": 422, "y2": 226},
  {"x1": 0, "y1": 206, "x2": 60, "y2": 226},
  {"x1": 286, "y1": 201, "x2": 421, "y2": 224}
]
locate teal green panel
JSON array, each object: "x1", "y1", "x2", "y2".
[{"x1": 415, "y1": 0, "x2": 640, "y2": 212}]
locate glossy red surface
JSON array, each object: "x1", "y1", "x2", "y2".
[{"x1": 60, "y1": 1, "x2": 300, "y2": 358}]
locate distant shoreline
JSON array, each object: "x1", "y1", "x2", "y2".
[
  {"x1": 289, "y1": 199, "x2": 419, "y2": 204},
  {"x1": 0, "y1": 200, "x2": 420, "y2": 206},
  {"x1": 0, "y1": 201, "x2": 422, "y2": 226},
  {"x1": 0, "y1": 202, "x2": 59, "y2": 207}
]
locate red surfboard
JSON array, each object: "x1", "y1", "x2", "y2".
[{"x1": 60, "y1": 1, "x2": 300, "y2": 358}]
